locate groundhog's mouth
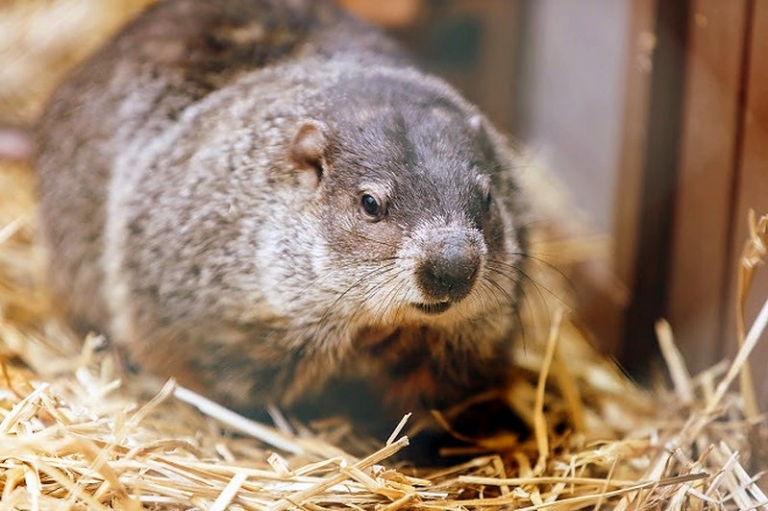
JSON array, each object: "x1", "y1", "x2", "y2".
[{"x1": 412, "y1": 301, "x2": 452, "y2": 315}]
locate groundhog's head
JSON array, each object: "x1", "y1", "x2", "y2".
[{"x1": 288, "y1": 70, "x2": 527, "y2": 332}]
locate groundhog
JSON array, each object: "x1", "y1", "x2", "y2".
[{"x1": 35, "y1": 0, "x2": 529, "y2": 422}]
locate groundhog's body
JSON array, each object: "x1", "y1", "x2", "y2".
[{"x1": 36, "y1": 0, "x2": 528, "y2": 417}]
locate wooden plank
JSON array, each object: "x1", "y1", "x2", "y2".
[
  {"x1": 617, "y1": 0, "x2": 690, "y2": 377},
  {"x1": 724, "y1": 0, "x2": 768, "y2": 408},
  {"x1": 612, "y1": 0, "x2": 658, "y2": 295},
  {"x1": 667, "y1": 1, "x2": 749, "y2": 374},
  {"x1": 611, "y1": 0, "x2": 658, "y2": 357}
]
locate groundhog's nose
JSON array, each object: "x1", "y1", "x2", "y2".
[{"x1": 416, "y1": 234, "x2": 481, "y2": 303}]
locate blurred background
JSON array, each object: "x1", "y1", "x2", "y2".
[{"x1": 1, "y1": 0, "x2": 767, "y2": 406}]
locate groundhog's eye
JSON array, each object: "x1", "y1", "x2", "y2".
[
  {"x1": 360, "y1": 193, "x2": 385, "y2": 220},
  {"x1": 484, "y1": 190, "x2": 493, "y2": 210}
]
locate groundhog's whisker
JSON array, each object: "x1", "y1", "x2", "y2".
[
  {"x1": 499, "y1": 249, "x2": 576, "y2": 287},
  {"x1": 313, "y1": 262, "x2": 400, "y2": 328},
  {"x1": 486, "y1": 260, "x2": 565, "y2": 306}
]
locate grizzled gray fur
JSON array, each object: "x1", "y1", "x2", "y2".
[{"x1": 35, "y1": 0, "x2": 529, "y2": 417}]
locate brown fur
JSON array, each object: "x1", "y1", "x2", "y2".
[{"x1": 35, "y1": 0, "x2": 529, "y2": 422}]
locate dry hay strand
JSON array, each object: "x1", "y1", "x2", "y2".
[
  {"x1": 0, "y1": 0, "x2": 158, "y2": 126},
  {"x1": 1, "y1": 158, "x2": 767, "y2": 509},
  {"x1": 1, "y1": 1, "x2": 768, "y2": 508}
]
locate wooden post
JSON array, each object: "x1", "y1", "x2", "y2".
[
  {"x1": 615, "y1": 0, "x2": 691, "y2": 377},
  {"x1": 667, "y1": 1, "x2": 751, "y2": 374},
  {"x1": 724, "y1": 1, "x2": 768, "y2": 408}
]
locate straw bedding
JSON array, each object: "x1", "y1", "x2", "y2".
[{"x1": 1, "y1": 2, "x2": 766, "y2": 509}]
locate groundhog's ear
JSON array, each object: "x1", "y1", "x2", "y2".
[
  {"x1": 468, "y1": 114, "x2": 484, "y2": 134},
  {"x1": 289, "y1": 120, "x2": 328, "y2": 186}
]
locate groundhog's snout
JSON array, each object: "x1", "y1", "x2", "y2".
[{"x1": 415, "y1": 230, "x2": 482, "y2": 305}]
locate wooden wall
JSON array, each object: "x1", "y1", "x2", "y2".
[{"x1": 619, "y1": 0, "x2": 768, "y2": 405}]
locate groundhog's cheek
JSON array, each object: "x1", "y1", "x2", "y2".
[
  {"x1": 481, "y1": 209, "x2": 508, "y2": 254},
  {"x1": 324, "y1": 216, "x2": 399, "y2": 258}
]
